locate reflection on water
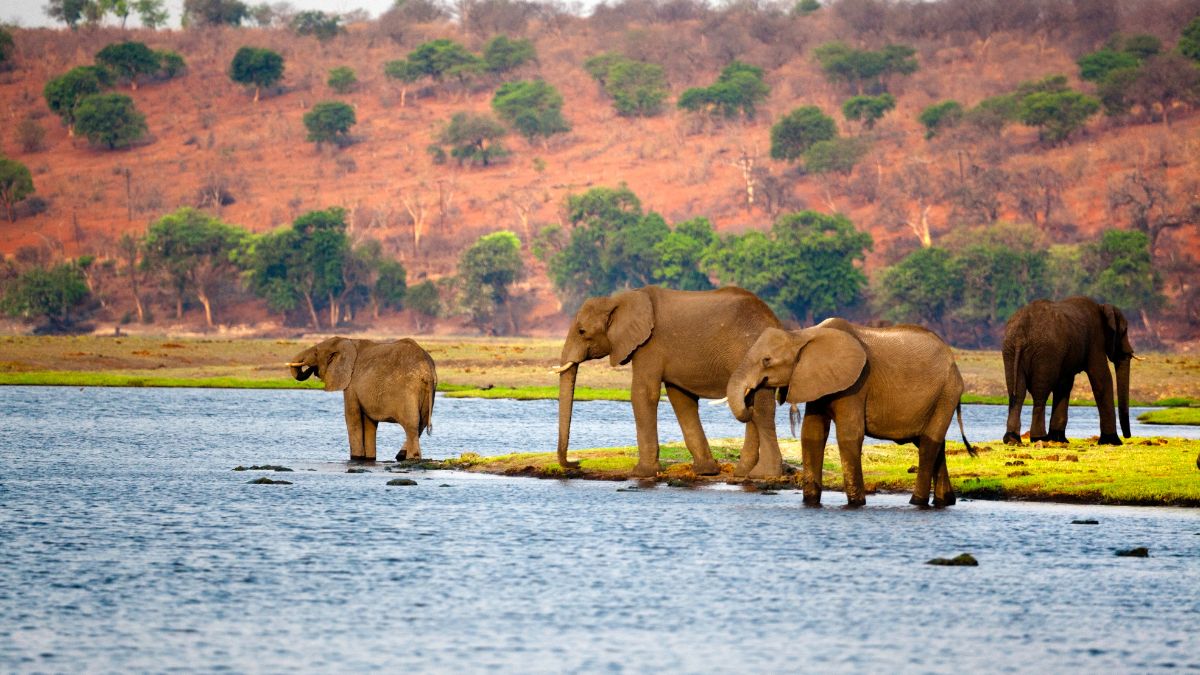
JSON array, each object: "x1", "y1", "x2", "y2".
[{"x1": 1, "y1": 387, "x2": 1197, "y2": 671}]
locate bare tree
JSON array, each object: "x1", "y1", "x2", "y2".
[
  {"x1": 881, "y1": 159, "x2": 940, "y2": 247},
  {"x1": 1107, "y1": 169, "x2": 1200, "y2": 257},
  {"x1": 398, "y1": 185, "x2": 431, "y2": 254},
  {"x1": 1007, "y1": 164, "x2": 1065, "y2": 230}
]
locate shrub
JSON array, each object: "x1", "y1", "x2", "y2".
[
  {"x1": 770, "y1": 105, "x2": 837, "y2": 161},
  {"x1": 0, "y1": 261, "x2": 93, "y2": 332},
  {"x1": 804, "y1": 136, "x2": 868, "y2": 175},
  {"x1": 0, "y1": 157, "x2": 35, "y2": 222},
  {"x1": 1077, "y1": 49, "x2": 1139, "y2": 82},
  {"x1": 482, "y1": 35, "x2": 536, "y2": 74},
  {"x1": 0, "y1": 26, "x2": 14, "y2": 70},
  {"x1": 327, "y1": 66, "x2": 357, "y2": 93},
  {"x1": 157, "y1": 50, "x2": 186, "y2": 79},
  {"x1": 918, "y1": 100, "x2": 963, "y2": 139},
  {"x1": 1178, "y1": 17, "x2": 1200, "y2": 62},
  {"x1": 677, "y1": 61, "x2": 770, "y2": 119},
  {"x1": 1017, "y1": 90, "x2": 1100, "y2": 144},
  {"x1": 229, "y1": 46, "x2": 284, "y2": 101},
  {"x1": 841, "y1": 93, "x2": 895, "y2": 130},
  {"x1": 302, "y1": 101, "x2": 356, "y2": 147},
  {"x1": 74, "y1": 93, "x2": 148, "y2": 150},
  {"x1": 491, "y1": 80, "x2": 570, "y2": 142},
  {"x1": 15, "y1": 118, "x2": 46, "y2": 153},
  {"x1": 606, "y1": 60, "x2": 668, "y2": 117},
  {"x1": 291, "y1": 10, "x2": 342, "y2": 41},
  {"x1": 182, "y1": 0, "x2": 249, "y2": 26},
  {"x1": 44, "y1": 66, "x2": 111, "y2": 132},
  {"x1": 437, "y1": 112, "x2": 509, "y2": 166},
  {"x1": 95, "y1": 41, "x2": 160, "y2": 89}
]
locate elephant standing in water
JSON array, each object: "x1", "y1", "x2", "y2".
[
  {"x1": 555, "y1": 286, "x2": 785, "y2": 478},
  {"x1": 288, "y1": 337, "x2": 437, "y2": 462},
  {"x1": 726, "y1": 320, "x2": 972, "y2": 507},
  {"x1": 1002, "y1": 297, "x2": 1135, "y2": 446}
]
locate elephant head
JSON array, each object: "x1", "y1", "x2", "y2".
[
  {"x1": 727, "y1": 327, "x2": 866, "y2": 423},
  {"x1": 555, "y1": 290, "x2": 653, "y2": 468},
  {"x1": 287, "y1": 337, "x2": 358, "y2": 392},
  {"x1": 1100, "y1": 304, "x2": 1134, "y2": 438}
]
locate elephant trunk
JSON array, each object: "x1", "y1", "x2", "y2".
[
  {"x1": 726, "y1": 365, "x2": 756, "y2": 424},
  {"x1": 289, "y1": 363, "x2": 313, "y2": 381},
  {"x1": 556, "y1": 363, "x2": 581, "y2": 469},
  {"x1": 1116, "y1": 357, "x2": 1131, "y2": 439}
]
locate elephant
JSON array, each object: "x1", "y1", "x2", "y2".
[
  {"x1": 727, "y1": 319, "x2": 972, "y2": 507},
  {"x1": 555, "y1": 285, "x2": 785, "y2": 479},
  {"x1": 1002, "y1": 297, "x2": 1135, "y2": 446},
  {"x1": 288, "y1": 337, "x2": 437, "y2": 462}
]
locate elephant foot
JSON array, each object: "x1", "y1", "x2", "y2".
[
  {"x1": 1002, "y1": 432, "x2": 1023, "y2": 445},
  {"x1": 1098, "y1": 433, "x2": 1123, "y2": 446},
  {"x1": 932, "y1": 493, "x2": 956, "y2": 508},
  {"x1": 630, "y1": 462, "x2": 660, "y2": 478},
  {"x1": 845, "y1": 497, "x2": 866, "y2": 508},
  {"x1": 691, "y1": 459, "x2": 721, "y2": 476},
  {"x1": 1047, "y1": 431, "x2": 1068, "y2": 443},
  {"x1": 350, "y1": 455, "x2": 371, "y2": 463},
  {"x1": 1029, "y1": 435, "x2": 1048, "y2": 444},
  {"x1": 909, "y1": 494, "x2": 930, "y2": 507},
  {"x1": 802, "y1": 491, "x2": 823, "y2": 507},
  {"x1": 731, "y1": 459, "x2": 757, "y2": 477},
  {"x1": 746, "y1": 462, "x2": 784, "y2": 479}
]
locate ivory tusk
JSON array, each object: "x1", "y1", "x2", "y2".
[
  {"x1": 285, "y1": 362, "x2": 305, "y2": 367},
  {"x1": 707, "y1": 397, "x2": 729, "y2": 406},
  {"x1": 1131, "y1": 355, "x2": 1145, "y2": 361},
  {"x1": 552, "y1": 361, "x2": 577, "y2": 374},
  {"x1": 744, "y1": 387, "x2": 752, "y2": 397}
]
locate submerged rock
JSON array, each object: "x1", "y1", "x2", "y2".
[
  {"x1": 387, "y1": 478, "x2": 418, "y2": 486},
  {"x1": 926, "y1": 553, "x2": 978, "y2": 566},
  {"x1": 233, "y1": 465, "x2": 293, "y2": 472},
  {"x1": 1115, "y1": 547, "x2": 1149, "y2": 557},
  {"x1": 346, "y1": 467, "x2": 370, "y2": 474},
  {"x1": 247, "y1": 477, "x2": 292, "y2": 485},
  {"x1": 1071, "y1": 519, "x2": 1100, "y2": 525}
]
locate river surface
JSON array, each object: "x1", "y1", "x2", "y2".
[{"x1": 1, "y1": 386, "x2": 1198, "y2": 672}]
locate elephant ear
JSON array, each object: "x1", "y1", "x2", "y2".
[
  {"x1": 607, "y1": 290, "x2": 654, "y2": 367},
  {"x1": 785, "y1": 327, "x2": 867, "y2": 404},
  {"x1": 1100, "y1": 303, "x2": 1129, "y2": 357},
  {"x1": 323, "y1": 339, "x2": 358, "y2": 392}
]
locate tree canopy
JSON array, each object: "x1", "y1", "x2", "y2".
[
  {"x1": 96, "y1": 41, "x2": 159, "y2": 90},
  {"x1": 303, "y1": 101, "x2": 356, "y2": 147},
  {"x1": 44, "y1": 66, "x2": 111, "y2": 132},
  {"x1": 770, "y1": 106, "x2": 837, "y2": 161},
  {"x1": 229, "y1": 46, "x2": 284, "y2": 101},
  {"x1": 457, "y1": 231, "x2": 524, "y2": 333},
  {"x1": 482, "y1": 35, "x2": 536, "y2": 74},
  {"x1": 0, "y1": 157, "x2": 35, "y2": 223},
  {"x1": 74, "y1": 93, "x2": 148, "y2": 150},
  {"x1": 182, "y1": 0, "x2": 248, "y2": 26},
  {"x1": 142, "y1": 208, "x2": 247, "y2": 326},
  {"x1": 585, "y1": 53, "x2": 668, "y2": 117},
  {"x1": 842, "y1": 93, "x2": 896, "y2": 130},
  {"x1": 491, "y1": 80, "x2": 570, "y2": 142},
  {"x1": 1, "y1": 261, "x2": 93, "y2": 332},
  {"x1": 435, "y1": 112, "x2": 509, "y2": 166},
  {"x1": 678, "y1": 61, "x2": 770, "y2": 119},
  {"x1": 291, "y1": 10, "x2": 342, "y2": 41}
]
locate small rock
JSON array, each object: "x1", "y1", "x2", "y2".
[
  {"x1": 247, "y1": 477, "x2": 292, "y2": 485},
  {"x1": 346, "y1": 467, "x2": 369, "y2": 474},
  {"x1": 906, "y1": 465, "x2": 918, "y2": 474},
  {"x1": 438, "y1": 484, "x2": 452, "y2": 487},
  {"x1": 926, "y1": 553, "x2": 978, "y2": 566},
  {"x1": 387, "y1": 478, "x2": 418, "y2": 486},
  {"x1": 1115, "y1": 547, "x2": 1149, "y2": 557},
  {"x1": 666, "y1": 479, "x2": 695, "y2": 488},
  {"x1": 1004, "y1": 460, "x2": 1026, "y2": 466},
  {"x1": 760, "y1": 490, "x2": 779, "y2": 495},
  {"x1": 1071, "y1": 519, "x2": 1099, "y2": 525},
  {"x1": 233, "y1": 465, "x2": 293, "y2": 472},
  {"x1": 1007, "y1": 470, "x2": 1032, "y2": 477}
]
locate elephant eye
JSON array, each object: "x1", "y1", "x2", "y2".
[
  {"x1": 577, "y1": 327, "x2": 586, "y2": 336},
  {"x1": 761, "y1": 356, "x2": 772, "y2": 367}
]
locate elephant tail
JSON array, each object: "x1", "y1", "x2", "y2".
[
  {"x1": 1007, "y1": 344, "x2": 1021, "y2": 399},
  {"x1": 421, "y1": 368, "x2": 436, "y2": 437},
  {"x1": 789, "y1": 404, "x2": 801, "y2": 438},
  {"x1": 957, "y1": 403, "x2": 975, "y2": 457}
]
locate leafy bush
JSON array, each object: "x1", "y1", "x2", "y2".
[
  {"x1": 291, "y1": 10, "x2": 342, "y2": 41},
  {"x1": 407, "y1": 38, "x2": 483, "y2": 84},
  {"x1": 157, "y1": 50, "x2": 186, "y2": 79},
  {"x1": 804, "y1": 137, "x2": 868, "y2": 175},
  {"x1": 1178, "y1": 17, "x2": 1200, "y2": 62},
  {"x1": 482, "y1": 35, "x2": 536, "y2": 74},
  {"x1": 229, "y1": 46, "x2": 284, "y2": 101},
  {"x1": 74, "y1": 93, "x2": 148, "y2": 150},
  {"x1": 96, "y1": 41, "x2": 160, "y2": 89},
  {"x1": 1017, "y1": 90, "x2": 1100, "y2": 144},
  {"x1": 327, "y1": 66, "x2": 357, "y2": 93},
  {"x1": 814, "y1": 41, "x2": 917, "y2": 93},
  {"x1": 302, "y1": 101, "x2": 356, "y2": 147},
  {"x1": 0, "y1": 26, "x2": 15, "y2": 70},
  {"x1": 0, "y1": 157, "x2": 35, "y2": 222},
  {"x1": 677, "y1": 61, "x2": 770, "y2": 119},
  {"x1": 182, "y1": 0, "x2": 249, "y2": 26},
  {"x1": 1, "y1": 261, "x2": 92, "y2": 332},
  {"x1": 918, "y1": 100, "x2": 963, "y2": 139},
  {"x1": 436, "y1": 112, "x2": 509, "y2": 166},
  {"x1": 491, "y1": 80, "x2": 570, "y2": 141},
  {"x1": 770, "y1": 105, "x2": 836, "y2": 161},
  {"x1": 1077, "y1": 49, "x2": 1139, "y2": 82},
  {"x1": 44, "y1": 66, "x2": 111, "y2": 131},
  {"x1": 585, "y1": 53, "x2": 668, "y2": 117},
  {"x1": 841, "y1": 93, "x2": 895, "y2": 130}
]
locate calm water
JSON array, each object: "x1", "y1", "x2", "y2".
[{"x1": 1, "y1": 386, "x2": 1198, "y2": 672}]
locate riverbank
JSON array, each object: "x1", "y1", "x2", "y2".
[
  {"x1": 405, "y1": 436, "x2": 1200, "y2": 507},
  {"x1": 1138, "y1": 407, "x2": 1200, "y2": 425},
  {"x1": 3, "y1": 335, "x2": 1200, "y2": 406}
]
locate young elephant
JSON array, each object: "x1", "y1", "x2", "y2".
[
  {"x1": 288, "y1": 337, "x2": 437, "y2": 462},
  {"x1": 727, "y1": 319, "x2": 972, "y2": 507}
]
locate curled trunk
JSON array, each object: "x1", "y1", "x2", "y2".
[
  {"x1": 556, "y1": 364, "x2": 580, "y2": 469},
  {"x1": 726, "y1": 364, "x2": 756, "y2": 424},
  {"x1": 1116, "y1": 358, "x2": 1131, "y2": 438}
]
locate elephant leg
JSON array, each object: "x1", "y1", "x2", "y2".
[
  {"x1": 665, "y1": 385, "x2": 719, "y2": 475},
  {"x1": 1028, "y1": 391, "x2": 1049, "y2": 443},
  {"x1": 932, "y1": 443, "x2": 956, "y2": 507},
  {"x1": 630, "y1": 377, "x2": 662, "y2": 478},
  {"x1": 835, "y1": 421, "x2": 867, "y2": 507},
  {"x1": 1003, "y1": 375, "x2": 1025, "y2": 445},
  {"x1": 747, "y1": 388, "x2": 783, "y2": 479},
  {"x1": 800, "y1": 409, "x2": 831, "y2": 505},
  {"x1": 1047, "y1": 377, "x2": 1073, "y2": 443},
  {"x1": 344, "y1": 395, "x2": 366, "y2": 461},
  {"x1": 733, "y1": 420, "x2": 760, "y2": 477},
  {"x1": 1085, "y1": 360, "x2": 1121, "y2": 445},
  {"x1": 362, "y1": 416, "x2": 378, "y2": 462},
  {"x1": 398, "y1": 422, "x2": 421, "y2": 461},
  {"x1": 911, "y1": 436, "x2": 943, "y2": 507}
]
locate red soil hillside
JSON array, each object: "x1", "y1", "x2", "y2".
[{"x1": 1, "y1": 12, "x2": 1197, "y2": 337}]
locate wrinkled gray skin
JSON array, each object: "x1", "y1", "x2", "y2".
[
  {"x1": 289, "y1": 337, "x2": 437, "y2": 462},
  {"x1": 557, "y1": 286, "x2": 784, "y2": 478},
  {"x1": 728, "y1": 320, "x2": 970, "y2": 507},
  {"x1": 1002, "y1": 297, "x2": 1133, "y2": 446}
]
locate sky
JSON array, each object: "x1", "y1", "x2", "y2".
[{"x1": 3, "y1": 0, "x2": 404, "y2": 28}]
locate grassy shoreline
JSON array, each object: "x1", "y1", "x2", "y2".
[{"x1": 411, "y1": 436, "x2": 1200, "y2": 507}]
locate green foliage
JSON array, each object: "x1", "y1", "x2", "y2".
[
  {"x1": 290, "y1": 10, "x2": 342, "y2": 41},
  {"x1": 875, "y1": 247, "x2": 960, "y2": 326},
  {"x1": 769, "y1": 105, "x2": 836, "y2": 161},
  {"x1": 457, "y1": 231, "x2": 524, "y2": 331},
  {"x1": 803, "y1": 137, "x2": 868, "y2": 175},
  {"x1": 1120, "y1": 34, "x2": 1161, "y2": 60},
  {"x1": 482, "y1": 35, "x2": 536, "y2": 74},
  {"x1": 156, "y1": 50, "x2": 186, "y2": 78},
  {"x1": 841, "y1": 93, "x2": 895, "y2": 129},
  {"x1": 407, "y1": 38, "x2": 483, "y2": 84},
  {"x1": 142, "y1": 207, "x2": 248, "y2": 324},
  {"x1": 1077, "y1": 49, "x2": 1139, "y2": 82},
  {"x1": 302, "y1": 101, "x2": 356, "y2": 147},
  {"x1": 327, "y1": 66, "x2": 357, "y2": 93},
  {"x1": 43, "y1": 66, "x2": 111, "y2": 129},
  {"x1": 1083, "y1": 229, "x2": 1163, "y2": 313},
  {"x1": 134, "y1": 0, "x2": 169, "y2": 28},
  {"x1": 182, "y1": 0, "x2": 248, "y2": 26},
  {"x1": 583, "y1": 52, "x2": 627, "y2": 87},
  {"x1": 947, "y1": 223, "x2": 1050, "y2": 332},
  {"x1": 1097, "y1": 66, "x2": 1140, "y2": 116},
  {"x1": 375, "y1": 259, "x2": 407, "y2": 311},
  {"x1": 74, "y1": 93, "x2": 147, "y2": 150},
  {"x1": 677, "y1": 60, "x2": 770, "y2": 119},
  {"x1": 384, "y1": 58, "x2": 423, "y2": 85},
  {"x1": 436, "y1": 112, "x2": 509, "y2": 166},
  {"x1": 651, "y1": 217, "x2": 715, "y2": 290},
  {"x1": 0, "y1": 157, "x2": 35, "y2": 222},
  {"x1": 793, "y1": 0, "x2": 821, "y2": 15},
  {"x1": 246, "y1": 208, "x2": 350, "y2": 328},
  {"x1": 96, "y1": 41, "x2": 159, "y2": 87},
  {"x1": 229, "y1": 47, "x2": 284, "y2": 97},
  {"x1": 918, "y1": 100, "x2": 963, "y2": 139},
  {"x1": 1017, "y1": 90, "x2": 1100, "y2": 144},
  {"x1": 0, "y1": 261, "x2": 92, "y2": 331},
  {"x1": 491, "y1": 80, "x2": 570, "y2": 142},
  {"x1": 45, "y1": 0, "x2": 90, "y2": 28},
  {"x1": 814, "y1": 42, "x2": 917, "y2": 93},
  {"x1": 1178, "y1": 16, "x2": 1200, "y2": 62},
  {"x1": 708, "y1": 211, "x2": 872, "y2": 323},
  {"x1": 964, "y1": 93, "x2": 1018, "y2": 135},
  {"x1": 0, "y1": 26, "x2": 14, "y2": 69},
  {"x1": 406, "y1": 280, "x2": 441, "y2": 319},
  {"x1": 585, "y1": 53, "x2": 668, "y2": 117}
]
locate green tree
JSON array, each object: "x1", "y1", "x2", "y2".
[
  {"x1": 1179, "y1": 16, "x2": 1200, "y2": 62},
  {"x1": 1121, "y1": 34, "x2": 1161, "y2": 60},
  {"x1": 229, "y1": 46, "x2": 284, "y2": 102},
  {"x1": 246, "y1": 208, "x2": 349, "y2": 329},
  {"x1": 1077, "y1": 49, "x2": 1139, "y2": 82},
  {"x1": 303, "y1": 101, "x2": 356, "y2": 148},
  {"x1": 1125, "y1": 53, "x2": 1200, "y2": 127},
  {"x1": 708, "y1": 211, "x2": 872, "y2": 323},
  {"x1": 842, "y1": 93, "x2": 895, "y2": 130},
  {"x1": 74, "y1": 93, "x2": 147, "y2": 150},
  {"x1": 491, "y1": 79, "x2": 570, "y2": 143},
  {"x1": 0, "y1": 27, "x2": 14, "y2": 70},
  {"x1": 457, "y1": 230, "x2": 524, "y2": 333},
  {"x1": 814, "y1": 42, "x2": 917, "y2": 94},
  {"x1": 652, "y1": 217, "x2": 715, "y2": 290},
  {"x1": 45, "y1": 0, "x2": 91, "y2": 28},
  {"x1": 157, "y1": 50, "x2": 186, "y2": 79},
  {"x1": 1097, "y1": 66, "x2": 1140, "y2": 117},
  {"x1": 1017, "y1": 90, "x2": 1100, "y2": 144},
  {"x1": 1083, "y1": 229, "x2": 1163, "y2": 315},
  {"x1": 291, "y1": 10, "x2": 342, "y2": 41},
  {"x1": 407, "y1": 38, "x2": 483, "y2": 86},
  {"x1": 134, "y1": 0, "x2": 169, "y2": 27},
  {"x1": 96, "y1": 41, "x2": 160, "y2": 90},
  {"x1": 142, "y1": 207, "x2": 248, "y2": 326},
  {"x1": 374, "y1": 259, "x2": 407, "y2": 316},
  {"x1": 383, "y1": 58, "x2": 423, "y2": 106},
  {"x1": 43, "y1": 65, "x2": 111, "y2": 135},
  {"x1": 583, "y1": 52, "x2": 626, "y2": 87},
  {"x1": 436, "y1": 112, "x2": 509, "y2": 166},
  {"x1": 182, "y1": 0, "x2": 248, "y2": 26},
  {"x1": 1, "y1": 261, "x2": 92, "y2": 332},
  {"x1": 327, "y1": 66, "x2": 357, "y2": 93},
  {"x1": 804, "y1": 137, "x2": 868, "y2": 175},
  {"x1": 482, "y1": 35, "x2": 536, "y2": 74},
  {"x1": 874, "y1": 247, "x2": 961, "y2": 329},
  {"x1": 406, "y1": 279, "x2": 440, "y2": 330},
  {"x1": 964, "y1": 93, "x2": 1019, "y2": 136},
  {"x1": 678, "y1": 61, "x2": 770, "y2": 119},
  {"x1": 0, "y1": 157, "x2": 34, "y2": 223},
  {"x1": 770, "y1": 105, "x2": 837, "y2": 161},
  {"x1": 946, "y1": 224, "x2": 1049, "y2": 337},
  {"x1": 606, "y1": 59, "x2": 668, "y2": 117},
  {"x1": 918, "y1": 100, "x2": 963, "y2": 139},
  {"x1": 793, "y1": 0, "x2": 820, "y2": 15}
]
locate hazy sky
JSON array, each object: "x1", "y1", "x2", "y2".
[{"x1": 3, "y1": 0, "x2": 404, "y2": 28}]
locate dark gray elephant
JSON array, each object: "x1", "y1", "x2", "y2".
[
  {"x1": 727, "y1": 319, "x2": 972, "y2": 507},
  {"x1": 1002, "y1": 297, "x2": 1135, "y2": 446},
  {"x1": 555, "y1": 285, "x2": 784, "y2": 478},
  {"x1": 288, "y1": 337, "x2": 437, "y2": 462}
]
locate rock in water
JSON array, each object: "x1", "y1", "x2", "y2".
[
  {"x1": 1071, "y1": 519, "x2": 1100, "y2": 525},
  {"x1": 387, "y1": 478, "x2": 418, "y2": 486},
  {"x1": 1116, "y1": 547, "x2": 1149, "y2": 557},
  {"x1": 926, "y1": 553, "x2": 978, "y2": 566},
  {"x1": 247, "y1": 477, "x2": 292, "y2": 485}
]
